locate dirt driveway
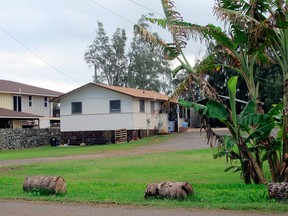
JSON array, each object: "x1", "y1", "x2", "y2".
[
  {"x1": 0, "y1": 130, "x2": 211, "y2": 167},
  {"x1": 0, "y1": 200, "x2": 281, "y2": 216},
  {"x1": 1, "y1": 129, "x2": 282, "y2": 216}
]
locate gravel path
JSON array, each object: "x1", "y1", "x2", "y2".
[{"x1": 1, "y1": 129, "x2": 282, "y2": 216}]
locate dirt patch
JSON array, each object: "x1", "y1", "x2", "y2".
[{"x1": 0, "y1": 200, "x2": 279, "y2": 216}]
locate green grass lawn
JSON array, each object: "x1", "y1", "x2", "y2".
[
  {"x1": 0, "y1": 133, "x2": 178, "y2": 160},
  {"x1": 0, "y1": 135, "x2": 287, "y2": 212}
]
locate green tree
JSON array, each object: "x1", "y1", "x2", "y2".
[
  {"x1": 108, "y1": 28, "x2": 127, "y2": 86},
  {"x1": 255, "y1": 64, "x2": 283, "y2": 112},
  {"x1": 213, "y1": 0, "x2": 288, "y2": 182},
  {"x1": 204, "y1": 42, "x2": 249, "y2": 102},
  {"x1": 84, "y1": 18, "x2": 172, "y2": 93},
  {"x1": 179, "y1": 76, "x2": 281, "y2": 184},
  {"x1": 84, "y1": 21, "x2": 111, "y2": 83},
  {"x1": 126, "y1": 15, "x2": 172, "y2": 93},
  {"x1": 135, "y1": 0, "x2": 281, "y2": 184},
  {"x1": 84, "y1": 22, "x2": 127, "y2": 86}
]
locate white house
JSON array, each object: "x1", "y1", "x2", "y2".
[{"x1": 55, "y1": 83, "x2": 178, "y2": 144}]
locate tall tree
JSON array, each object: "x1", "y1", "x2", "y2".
[
  {"x1": 108, "y1": 28, "x2": 127, "y2": 86},
  {"x1": 127, "y1": 15, "x2": 172, "y2": 93},
  {"x1": 84, "y1": 18, "x2": 172, "y2": 93},
  {"x1": 84, "y1": 22, "x2": 127, "y2": 86},
  {"x1": 84, "y1": 21, "x2": 111, "y2": 83}
]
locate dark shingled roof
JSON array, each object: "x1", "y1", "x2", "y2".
[
  {"x1": 0, "y1": 80, "x2": 63, "y2": 97},
  {"x1": 0, "y1": 108, "x2": 41, "y2": 118}
]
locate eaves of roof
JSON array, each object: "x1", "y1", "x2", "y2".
[
  {"x1": 53, "y1": 83, "x2": 178, "y2": 103},
  {"x1": 0, "y1": 108, "x2": 42, "y2": 119},
  {"x1": 0, "y1": 80, "x2": 63, "y2": 97}
]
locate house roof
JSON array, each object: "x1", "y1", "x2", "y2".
[
  {"x1": 54, "y1": 83, "x2": 177, "y2": 103},
  {"x1": 197, "y1": 95, "x2": 247, "y2": 104},
  {"x1": 0, "y1": 80, "x2": 63, "y2": 97},
  {"x1": 96, "y1": 83, "x2": 176, "y2": 102},
  {"x1": 0, "y1": 107, "x2": 42, "y2": 119}
]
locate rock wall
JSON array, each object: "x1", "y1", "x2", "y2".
[
  {"x1": 0, "y1": 128, "x2": 60, "y2": 149},
  {"x1": 61, "y1": 129, "x2": 159, "y2": 145}
]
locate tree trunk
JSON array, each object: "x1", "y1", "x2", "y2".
[
  {"x1": 23, "y1": 176, "x2": 66, "y2": 195},
  {"x1": 238, "y1": 139, "x2": 266, "y2": 184},
  {"x1": 268, "y1": 182, "x2": 288, "y2": 199},
  {"x1": 246, "y1": 150, "x2": 267, "y2": 184},
  {"x1": 145, "y1": 182, "x2": 194, "y2": 199},
  {"x1": 241, "y1": 159, "x2": 252, "y2": 184},
  {"x1": 267, "y1": 154, "x2": 277, "y2": 182},
  {"x1": 283, "y1": 76, "x2": 288, "y2": 180}
]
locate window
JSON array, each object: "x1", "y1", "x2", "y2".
[
  {"x1": 44, "y1": 97, "x2": 48, "y2": 107},
  {"x1": 139, "y1": 100, "x2": 145, "y2": 113},
  {"x1": 29, "y1": 96, "x2": 32, "y2": 107},
  {"x1": 13, "y1": 96, "x2": 22, "y2": 112},
  {"x1": 110, "y1": 100, "x2": 121, "y2": 113},
  {"x1": 150, "y1": 101, "x2": 155, "y2": 113},
  {"x1": 71, "y1": 102, "x2": 82, "y2": 114}
]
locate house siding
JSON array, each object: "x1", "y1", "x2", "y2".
[
  {"x1": 60, "y1": 85, "x2": 169, "y2": 133},
  {"x1": 59, "y1": 84, "x2": 172, "y2": 143},
  {"x1": 61, "y1": 113, "x2": 134, "y2": 131},
  {"x1": 21, "y1": 95, "x2": 51, "y2": 117},
  {"x1": 0, "y1": 93, "x2": 12, "y2": 109},
  {"x1": 132, "y1": 99, "x2": 165, "y2": 130},
  {"x1": 0, "y1": 93, "x2": 52, "y2": 117},
  {"x1": 60, "y1": 85, "x2": 134, "y2": 131}
]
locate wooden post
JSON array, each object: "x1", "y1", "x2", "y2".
[{"x1": 23, "y1": 176, "x2": 66, "y2": 195}]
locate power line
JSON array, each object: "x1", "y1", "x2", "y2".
[
  {"x1": 126, "y1": 0, "x2": 202, "y2": 57},
  {"x1": 0, "y1": 25, "x2": 79, "y2": 84},
  {"x1": 127, "y1": 0, "x2": 164, "y2": 17},
  {"x1": 88, "y1": 0, "x2": 135, "y2": 25},
  {"x1": 87, "y1": 0, "x2": 199, "y2": 57}
]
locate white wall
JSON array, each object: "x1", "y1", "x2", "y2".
[
  {"x1": 61, "y1": 85, "x2": 133, "y2": 115},
  {"x1": 133, "y1": 112, "x2": 168, "y2": 130},
  {"x1": 61, "y1": 85, "x2": 134, "y2": 131},
  {"x1": 61, "y1": 113, "x2": 134, "y2": 131},
  {"x1": 39, "y1": 118, "x2": 51, "y2": 128},
  {"x1": 60, "y1": 85, "x2": 170, "y2": 132}
]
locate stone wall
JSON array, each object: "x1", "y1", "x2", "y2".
[
  {"x1": 0, "y1": 128, "x2": 60, "y2": 150},
  {"x1": 61, "y1": 129, "x2": 159, "y2": 145}
]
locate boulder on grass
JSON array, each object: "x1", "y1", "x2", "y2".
[
  {"x1": 23, "y1": 176, "x2": 66, "y2": 195},
  {"x1": 145, "y1": 181, "x2": 193, "y2": 199},
  {"x1": 268, "y1": 182, "x2": 288, "y2": 199}
]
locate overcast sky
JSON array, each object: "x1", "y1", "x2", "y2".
[{"x1": 0, "y1": 0, "x2": 219, "y2": 93}]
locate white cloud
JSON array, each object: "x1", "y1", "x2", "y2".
[{"x1": 0, "y1": 0, "x2": 217, "y2": 93}]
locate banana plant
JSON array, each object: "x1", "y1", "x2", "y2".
[
  {"x1": 134, "y1": 0, "x2": 279, "y2": 183},
  {"x1": 179, "y1": 76, "x2": 275, "y2": 184},
  {"x1": 213, "y1": 0, "x2": 288, "y2": 181},
  {"x1": 134, "y1": 0, "x2": 223, "y2": 103}
]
